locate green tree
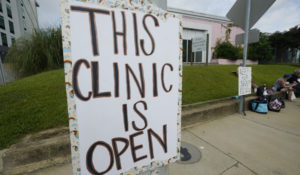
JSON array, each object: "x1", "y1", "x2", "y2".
[
  {"x1": 214, "y1": 40, "x2": 241, "y2": 60},
  {"x1": 248, "y1": 33, "x2": 273, "y2": 61},
  {"x1": 269, "y1": 25, "x2": 300, "y2": 62}
]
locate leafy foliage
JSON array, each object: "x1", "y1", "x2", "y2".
[
  {"x1": 248, "y1": 33, "x2": 273, "y2": 61},
  {"x1": 269, "y1": 25, "x2": 300, "y2": 62},
  {"x1": 214, "y1": 40, "x2": 241, "y2": 60},
  {"x1": 6, "y1": 28, "x2": 63, "y2": 76},
  {"x1": 269, "y1": 25, "x2": 300, "y2": 50}
]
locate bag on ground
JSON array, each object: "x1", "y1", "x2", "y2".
[
  {"x1": 251, "y1": 98, "x2": 268, "y2": 114},
  {"x1": 277, "y1": 97, "x2": 285, "y2": 108},
  {"x1": 268, "y1": 99, "x2": 282, "y2": 112}
]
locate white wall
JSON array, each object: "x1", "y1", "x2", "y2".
[
  {"x1": 0, "y1": 0, "x2": 20, "y2": 47},
  {"x1": 182, "y1": 21, "x2": 212, "y2": 63},
  {"x1": 0, "y1": 0, "x2": 39, "y2": 47}
]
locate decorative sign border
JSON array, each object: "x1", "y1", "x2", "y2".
[{"x1": 60, "y1": 0, "x2": 183, "y2": 174}]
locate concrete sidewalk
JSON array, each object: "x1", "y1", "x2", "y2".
[{"x1": 30, "y1": 99, "x2": 300, "y2": 175}]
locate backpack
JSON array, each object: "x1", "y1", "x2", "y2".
[
  {"x1": 251, "y1": 98, "x2": 268, "y2": 114},
  {"x1": 256, "y1": 86, "x2": 264, "y2": 97}
]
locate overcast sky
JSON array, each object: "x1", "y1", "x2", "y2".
[{"x1": 37, "y1": 0, "x2": 300, "y2": 33}]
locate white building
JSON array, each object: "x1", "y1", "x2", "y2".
[
  {"x1": 150, "y1": 0, "x2": 244, "y2": 64},
  {"x1": 168, "y1": 8, "x2": 244, "y2": 64},
  {"x1": 0, "y1": 0, "x2": 39, "y2": 51}
]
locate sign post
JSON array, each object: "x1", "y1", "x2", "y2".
[
  {"x1": 61, "y1": 0, "x2": 182, "y2": 174},
  {"x1": 226, "y1": 0, "x2": 275, "y2": 114},
  {"x1": 239, "y1": 0, "x2": 251, "y2": 114},
  {"x1": 0, "y1": 56, "x2": 6, "y2": 85}
]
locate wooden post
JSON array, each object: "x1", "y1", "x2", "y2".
[{"x1": 206, "y1": 33, "x2": 209, "y2": 66}]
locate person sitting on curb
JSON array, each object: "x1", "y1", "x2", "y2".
[
  {"x1": 287, "y1": 69, "x2": 300, "y2": 97},
  {"x1": 272, "y1": 74, "x2": 297, "y2": 101}
]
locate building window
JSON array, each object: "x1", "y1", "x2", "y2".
[
  {"x1": 1, "y1": 32, "x2": 7, "y2": 46},
  {"x1": 183, "y1": 39, "x2": 194, "y2": 63},
  {"x1": 20, "y1": 0, "x2": 23, "y2": 6},
  {"x1": 7, "y1": 0, "x2": 9, "y2": 3},
  {"x1": 9, "y1": 20, "x2": 14, "y2": 34},
  {"x1": 0, "y1": 16, "x2": 4, "y2": 29},
  {"x1": 21, "y1": 8, "x2": 25, "y2": 19},
  {"x1": 182, "y1": 39, "x2": 204, "y2": 63},
  {"x1": 183, "y1": 40, "x2": 187, "y2": 62},
  {"x1": 6, "y1": 4, "x2": 12, "y2": 18},
  {"x1": 24, "y1": 22, "x2": 27, "y2": 31},
  {"x1": 0, "y1": 0, "x2": 2, "y2": 13},
  {"x1": 11, "y1": 37, "x2": 15, "y2": 44}
]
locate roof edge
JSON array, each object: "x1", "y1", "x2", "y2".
[{"x1": 167, "y1": 7, "x2": 232, "y2": 24}]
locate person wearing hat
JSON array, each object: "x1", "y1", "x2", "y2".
[
  {"x1": 272, "y1": 73, "x2": 297, "y2": 101},
  {"x1": 288, "y1": 69, "x2": 300, "y2": 96}
]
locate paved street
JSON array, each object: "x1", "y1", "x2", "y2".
[{"x1": 30, "y1": 99, "x2": 300, "y2": 175}]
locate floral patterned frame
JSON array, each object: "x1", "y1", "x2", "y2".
[{"x1": 60, "y1": 0, "x2": 183, "y2": 174}]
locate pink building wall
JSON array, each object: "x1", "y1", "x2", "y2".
[{"x1": 183, "y1": 17, "x2": 244, "y2": 49}]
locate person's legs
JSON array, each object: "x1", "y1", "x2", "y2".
[
  {"x1": 292, "y1": 84, "x2": 300, "y2": 96},
  {"x1": 287, "y1": 87, "x2": 295, "y2": 101},
  {"x1": 280, "y1": 88, "x2": 292, "y2": 101}
]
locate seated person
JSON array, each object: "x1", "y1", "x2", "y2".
[
  {"x1": 287, "y1": 69, "x2": 300, "y2": 96},
  {"x1": 272, "y1": 74, "x2": 297, "y2": 101}
]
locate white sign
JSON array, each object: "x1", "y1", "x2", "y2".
[
  {"x1": 235, "y1": 29, "x2": 260, "y2": 45},
  {"x1": 226, "y1": 0, "x2": 275, "y2": 30},
  {"x1": 61, "y1": 0, "x2": 182, "y2": 175},
  {"x1": 238, "y1": 67, "x2": 252, "y2": 96},
  {"x1": 192, "y1": 37, "x2": 206, "y2": 52}
]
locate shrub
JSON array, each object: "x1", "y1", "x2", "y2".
[
  {"x1": 236, "y1": 45, "x2": 244, "y2": 59},
  {"x1": 6, "y1": 28, "x2": 63, "y2": 76},
  {"x1": 248, "y1": 33, "x2": 273, "y2": 61},
  {"x1": 214, "y1": 40, "x2": 241, "y2": 60}
]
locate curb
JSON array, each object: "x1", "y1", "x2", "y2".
[
  {"x1": 0, "y1": 128, "x2": 71, "y2": 175},
  {"x1": 182, "y1": 92, "x2": 285, "y2": 128},
  {"x1": 0, "y1": 92, "x2": 286, "y2": 174},
  {"x1": 182, "y1": 95, "x2": 255, "y2": 127}
]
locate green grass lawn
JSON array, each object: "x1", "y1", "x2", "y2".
[
  {"x1": 182, "y1": 64, "x2": 300, "y2": 104},
  {"x1": 0, "y1": 64, "x2": 299, "y2": 149},
  {"x1": 0, "y1": 69, "x2": 68, "y2": 149}
]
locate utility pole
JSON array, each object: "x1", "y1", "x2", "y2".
[{"x1": 238, "y1": 0, "x2": 251, "y2": 114}]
